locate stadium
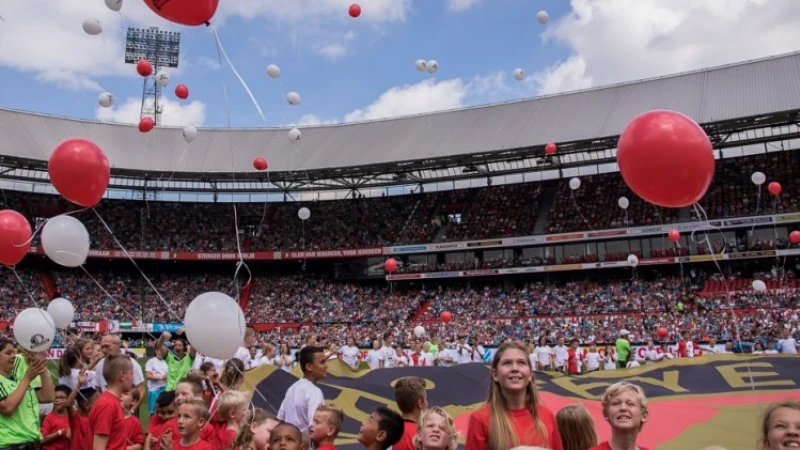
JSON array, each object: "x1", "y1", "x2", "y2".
[{"x1": 1, "y1": 4, "x2": 800, "y2": 450}]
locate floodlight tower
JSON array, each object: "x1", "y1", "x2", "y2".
[{"x1": 124, "y1": 27, "x2": 180, "y2": 126}]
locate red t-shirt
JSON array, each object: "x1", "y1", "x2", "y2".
[
  {"x1": 89, "y1": 391, "x2": 127, "y2": 450},
  {"x1": 316, "y1": 444, "x2": 337, "y2": 450},
  {"x1": 465, "y1": 403, "x2": 563, "y2": 450},
  {"x1": 217, "y1": 427, "x2": 238, "y2": 450},
  {"x1": 124, "y1": 416, "x2": 144, "y2": 446},
  {"x1": 392, "y1": 420, "x2": 417, "y2": 450},
  {"x1": 147, "y1": 415, "x2": 170, "y2": 450},
  {"x1": 157, "y1": 418, "x2": 216, "y2": 448},
  {"x1": 68, "y1": 414, "x2": 91, "y2": 450},
  {"x1": 567, "y1": 348, "x2": 581, "y2": 374},
  {"x1": 173, "y1": 438, "x2": 216, "y2": 450},
  {"x1": 590, "y1": 442, "x2": 650, "y2": 450},
  {"x1": 41, "y1": 412, "x2": 70, "y2": 450}
]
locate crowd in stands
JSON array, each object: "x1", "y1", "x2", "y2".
[{"x1": 1, "y1": 152, "x2": 798, "y2": 255}]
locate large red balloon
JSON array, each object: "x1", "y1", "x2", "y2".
[
  {"x1": 253, "y1": 157, "x2": 268, "y2": 171},
  {"x1": 440, "y1": 311, "x2": 453, "y2": 323},
  {"x1": 139, "y1": 117, "x2": 155, "y2": 133},
  {"x1": 768, "y1": 182, "x2": 782, "y2": 196},
  {"x1": 349, "y1": 4, "x2": 361, "y2": 17},
  {"x1": 545, "y1": 142, "x2": 557, "y2": 155},
  {"x1": 137, "y1": 60, "x2": 152, "y2": 77},
  {"x1": 48, "y1": 138, "x2": 110, "y2": 207},
  {"x1": 143, "y1": 0, "x2": 219, "y2": 26},
  {"x1": 617, "y1": 110, "x2": 715, "y2": 208},
  {"x1": 175, "y1": 84, "x2": 189, "y2": 100},
  {"x1": 0, "y1": 210, "x2": 32, "y2": 266},
  {"x1": 384, "y1": 258, "x2": 398, "y2": 273}
]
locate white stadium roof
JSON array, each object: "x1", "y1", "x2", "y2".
[{"x1": 1, "y1": 51, "x2": 800, "y2": 176}]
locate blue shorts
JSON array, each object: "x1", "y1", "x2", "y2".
[{"x1": 148, "y1": 387, "x2": 166, "y2": 414}]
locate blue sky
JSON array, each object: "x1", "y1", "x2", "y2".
[{"x1": 0, "y1": 0, "x2": 799, "y2": 130}]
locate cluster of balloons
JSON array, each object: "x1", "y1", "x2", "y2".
[{"x1": 415, "y1": 60, "x2": 439, "y2": 74}]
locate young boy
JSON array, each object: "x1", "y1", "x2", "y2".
[
  {"x1": 145, "y1": 391, "x2": 177, "y2": 450},
  {"x1": 216, "y1": 390, "x2": 250, "y2": 450},
  {"x1": 392, "y1": 377, "x2": 427, "y2": 450},
  {"x1": 122, "y1": 389, "x2": 145, "y2": 450},
  {"x1": 69, "y1": 387, "x2": 100, "y2": 450},
  {"x1": 269, "y1": 423, "x2": 306, "y2": 450},
  {"x1": 41, "y1": 385, "x2": 72, "y2": 450},
  {"x1": 590, "y1": 382, "x2": 650, "y2": 450},
  {"x1": 151, "y1": 377, "x2": 216, "y2": 450},
  {"x1": 90, "y1": 354, "x2": 134, "y2": 450},
  {"x1": 309, "y1": 405, "x2": 344, "y2": 450},
  {"x1": 357, "y1": 407, "x2": 404, "y2": 450},
  {"x1": 277, "y1": 346, "x2": 328, "y2": 433},
  {"x1": 162, "y1": 399, "x2": 214, "y2": 450}
]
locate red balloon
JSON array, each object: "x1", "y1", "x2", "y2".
[
  {"x1": 139, "y1": 117, "x2": 155, "y2": 133},
  {"x1": 0, "y1": 210, "x2": 31, "y2": 266},
  {"x1": 790, "y1": 230, "x2": 800, "y2": 244},
  {"x1": 545, "y1": 142, "x2": 557, "y2": 155},
  {"x1": 656, "y1": 327, "x2": 669, "y2": 339},
  {"x1": 617, "y1": 110, "x2": 715, "y2": 208},
  {"x1": 137, "y1": 60, "x2": 152, "y2": 77},
  {"x1": 349, "y1": 4, "x2": 361, "y2": 17},
  {"x1": 440, "y1": 311, "x2": 452, "y2": 323},
  {"x1": 143, "y1": 0, "x2": 219, "y2": 26},
  {"x1": 384, "y1": 258, "x2": 398, "y2": 273},
  {"x1": 48, "y1": 138, "x2": 110, "y2": 207},
  {"x1": 253, "y1": 157, "x2": 268, "y2": 171},
  {"x1": 175, "y1": 84, "x2": 189, "y2": 100},
  {"x1": 768, "y1": 182, "x2": 782, "y2": 196},
  {"x1": 668, "y1": 229, "x2": 680, "y2": 243}
]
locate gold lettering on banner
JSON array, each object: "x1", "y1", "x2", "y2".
[
  {"x1": 628, "y1": 370, "x2": 688, "y2": 393},
  {"x1": 551, "y1": 377, "x2": 612, "y2": 399},
  {"x1": 716, "y1": 362, "x2": 796, "y2": 389}
]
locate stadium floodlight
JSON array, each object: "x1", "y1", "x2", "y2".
[{"x1": 124, "y1": 27, "x2": 181, "y2": 126}]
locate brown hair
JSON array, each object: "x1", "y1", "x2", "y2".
[
  {"x1": 103, "y1": 354, "x2": 132, "y2": 382},
  {"x1": 394, "y1": 377, "x2": 427, "y2": 414},
  {"x1": 230, "y1": 408, "x2": 277, "y2": 450},
  {"x1": 759, "y1": 401, "x2": 800, "y2": 450},
  {"x1": 181, "y1": 398, "x2": 210, "y2": 421},
  {"x1": 315, "y1": 404, "x2": 344, "y2": 436},
  {"x1": 555, "y1": 405, "x2": 597, "y2": 450}
]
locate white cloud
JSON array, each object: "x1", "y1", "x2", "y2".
[
  {"x1": 35, "y1": 71, "x2": 103, "y2": 92},
  {"x1": 197, "y1": 56, "x2": 221, "y2": 71},
  {"x1": 95, "y1": 97, "x2": 206, "y2": 127},
  {"x1": 317, "y1": 43, "x2": 348, "y2": 61},
  {"x1": 446, "y1": 0, "x2": 482, "y2": 12},
  {"x1": 533, "y1": 0, "x2": 800, "y2": 95},
  {"x1": 292, "y1": 114, "x2": 338, "y2": 126}
]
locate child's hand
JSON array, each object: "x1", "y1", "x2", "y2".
[
  {"x1": 160, "y1": 430, "x2": 173, "y2": 450},
  {"x1": 77, "y1": 369, "x2": 88, "y2": 387},
  {"x1": 65, "y1": 428, "x2": 72, "y2": 440}
]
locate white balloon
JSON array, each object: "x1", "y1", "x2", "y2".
[
  {"x1": 569, "y1": 177, "x2": 581, "y2": 190},
  {"x1": 82, "y1": 19, "x2": 103, "y2": 36},
  {"x1": 184, "y1": 292, "x2": 246, "y2": 360},
  {"x1": 14, "y1": 308, "x2": 56, "y2": 352},
  {"x1": 751, "y1": 171, "x2": 766, "y2": 186},
  {"x1": 46, "y1": 298, "x2": 75, "y2": 329},
  {"x1": 288, "y1": 127, "x2": 302, "y2": 141},
  {"x1": 298, "y1": 207, "x2": 311, "y2": 221},
  {"x1": 41, "y1": 215, "x2": 90, "y2": 268},
  {"x1": 752, "y1": 280, "x2": 767, "y2": 292},
  {"x1": 537, "y1": 10, "x2": 549, "y2": 24},
  {"x1": 182, "y1": 125, "x2": 198, "y2": 143},
  {"x1": 513, "y1": 68, "x2": 526, "y2": 81},
  {"x1": 104, "y1": 0, "x2": 123, "y2": 12},
  {"x1": 618, "y1": 196, "x2": 629, "y2": 210},
  {"x1": 425, "y1": 60, "x2": 439, "y2": 74},
  {"x1": 156, "y1": 71, "x2": 171, "y2": 88},
  {"x1": 98, "y1": 92, "x2": 114, "y2": 108},
  {"x1": 415, "y1": 59, "x2": 427, "y2": 72},
  {"x1": 413, "y1": 326, "x2": 426, "y2": 338},
  {"x1": 267, "y1": 64, "x2": 281, "y2": 79},
  {"x1": 627, "y1": 254, "x2": 639, "y2": 267},
  {"x1": 286, "y1": 92, "x2": 301, "y2": 106}
]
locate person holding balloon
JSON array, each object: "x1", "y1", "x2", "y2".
[{"x1": 0, "y1": 337, "x2": 55, "y2": 450}]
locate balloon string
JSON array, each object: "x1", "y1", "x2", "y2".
[
  {"x1": 569, "y1": 190, "x2": 594, "y2": 231},
  {"x1": 13, "y1": 208, "x2": 90, "y2": 248},
  {"x1": 691, "y1": 202, "x2": 759, "y2": 402},
  {"x1": 210, "y1": 25, "x2": 266, "y2": 122},
  {"x1": 751, "y1": 186, "x2": 762, "y2": 233}
]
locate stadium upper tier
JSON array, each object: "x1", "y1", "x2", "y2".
[{"x1": 1, "y1": 52, "x2": 800, "y2": 179}]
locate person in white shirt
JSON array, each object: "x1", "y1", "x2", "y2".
[
  {"x1": 325, "y1": 343, "x2": 339, "y2": 360},
  {"x1": 394, "y1": 346, "x2": 409, "y2": 367},
  {"x1": 381, "y1": 332, "x2": 396, "y2": 368},
  {"x1": 366, "y1": 340, "x2": 384, "y2": 370},
  {"x1": 602, "y1": 346, "x2": 617, "y2": 371},
  {"x1": 644, "y1": 340, "x2": 662, "y2": 365},
  {"x1": 93, "y1": 335, "x2": 146, "y2": 409},
  {"x1": 534, "y1": 337, "x2": 553, "y2": 371},
  {"x1": 456, "y1": 336, "x2": 473, "y2": 364},
  {"x1": 276, "y1": 343, "x2": 296, "y2": 372},
  {"x1": 277, "y1": 346, "x2": 328, "y2": 434},
  {"x1": 256, "y1": 343, "x2": 277, "y2": 367},
  {"x1": 340, "y1": 337, "x2": 362, "y2": 370},
  {"x1": 192, "y1": 352, "x2": 225, "y2": 372},
  {"x1": 471, "y1": 339, "x2": 486, "y2": 363},
  {"x1": 528, "y1": 343, "x2": 538, "y2": 368},
  {"x1": 144, "y1": 345, "x2": 169, "y2": 415},
  {"x1": 232, "y1": 328, "x2": 256, "y2": 370},
  {"x1": 553, "y1": 337, "x2": 569, "y2": 372},
  {"x1": 778, "y1": 330, "x2": 798, "y2": 354},
  {"x1": 436, "y1": 340, "x2": 456, "y2": 367},
  {"x1": 584, "y1": 343, "x2": 602, "y2": 372}
]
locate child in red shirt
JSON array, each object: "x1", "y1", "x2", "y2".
[
  {"x1": 590, "y1": 382, "x2": 650, "y2": 450},
  {"x1": 309, "y1": 405, "x2": 344, "y2": 450},
  {"x1": 90, "y1": 355, "x2": 134, "y2": 450},
  {"x1": 567, "y1": 339, "x2": 583, "y2": 375},
  {"x1": 122, "y1": 390, "x2": 145, "y2": 450},
  {"x1": 146, "y1": 391, "x2": 177, "y2": 450},
  {"x1": 391, "y1": 377, "x2": 427, "y2": 450},
  {"x1": 216, "y1": 391, "x2": 249, "y2": 450},
  {"x1": 68, "y1": 387, "x2": 100, "y2": 450},
  {"x1": 41, "y1": 385, "x2": 72, "y2": 450},
  {"x1": 230, "y1": 408, "x2": 279, "y2": 450},
  {"x1": 154, "y1": 377, "x2": 217, "y2": 450},
  {"x1": 161, "y1": 400, "x2": 214, "y2": 450}
]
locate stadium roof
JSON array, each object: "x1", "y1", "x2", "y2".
[{"x1": 2, "y1": 51, "x2": 800, "y2": 192}]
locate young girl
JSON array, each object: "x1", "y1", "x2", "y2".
[
  {"x1": 465, "y1": 341, "x2": 563, "y2": 450},
  {"x1": 590, "y1": 382, "x2": 649, "y2": 450},
  {"x1": 216, "y1": 391, "x2": 250, "y2": 450},
  {"x1": 231, "y1": 409, "x2": 280, "y2": 450},
  {"x1": 277, "y1": 343, "x2": 295, "y2": 372},
  {"x1": 413, "y1": 406, "x2": 458, "y2": 450},
  {"x1": 759, "y1": 400, "x2": 800, "y2": 450},
  {"x1": 555, "y1": 405, "x2": 597, "y2": 450}
]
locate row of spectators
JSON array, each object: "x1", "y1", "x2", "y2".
[{"x1": 2, "y1": 152, "x2": 798, "y2": 253}]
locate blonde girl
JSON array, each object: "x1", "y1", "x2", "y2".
[
  {"x1": 230, "y1": 408, "x2": 280, "y2": 450},
  {"x1": 759, "y1": 400, "x2": 800, "y2": 450},
  {"x1": 413, "y1": 406, "x2": 458, "y2": 450},
  {"x1": 555, "y1": 404, "x2": 597, "y2": 450}
]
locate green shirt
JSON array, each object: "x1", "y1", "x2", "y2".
[
  {"x1": 426, "y1": 342, "x2": 439, "y2": 356},
  {"x1": 165, "y1": 353, "x2": 194, "y2": 391},
  {"x1": 0, "y1": 358, "x2": 42, "y2": 446},
  {"x1": 615, "y1": 338, "x2": 632, "y2": 363}
]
